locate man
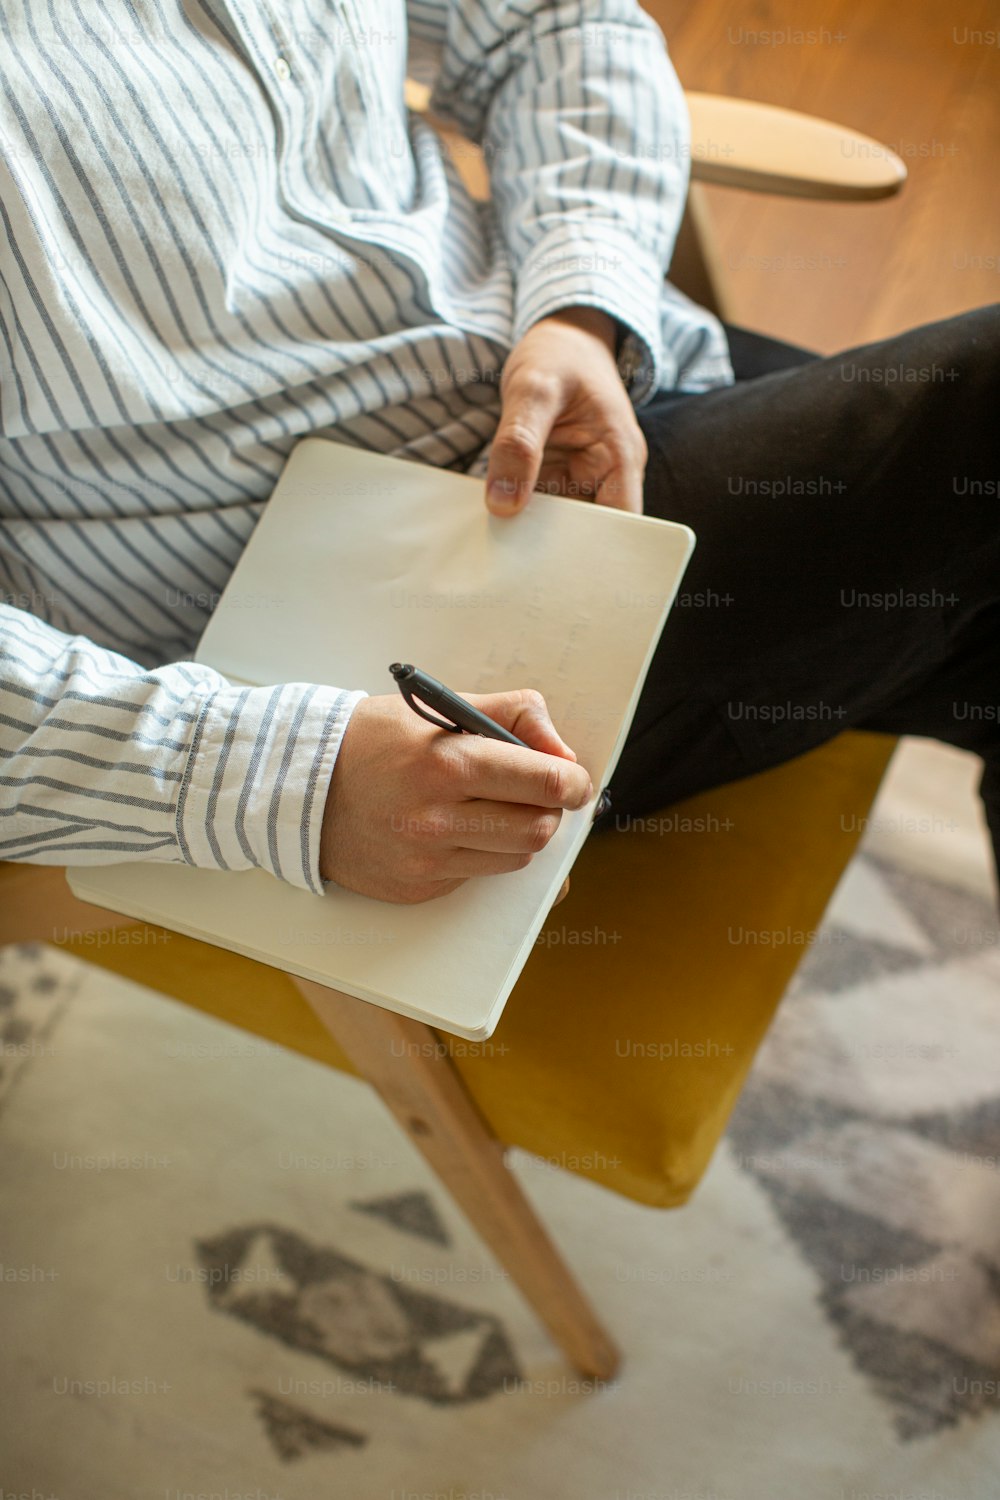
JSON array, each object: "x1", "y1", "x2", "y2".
[{"x1": 1, "y1": 0, "x2": 998, "y2": 906}]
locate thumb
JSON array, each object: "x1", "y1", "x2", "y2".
[{"x1": 485, "y1": 380, "x2": 561, "y2": 516}]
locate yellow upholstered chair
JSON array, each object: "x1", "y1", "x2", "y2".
[{"x1": 0, "y1": 80, "x2": 905, "y2": 1379}]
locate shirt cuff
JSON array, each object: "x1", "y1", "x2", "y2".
[
  {"x1": 511, "y1": 222, "x2": 666, "y2": 407},
  {"x1": 176, "y1": 681, "x2": 367, "y2": 895}
]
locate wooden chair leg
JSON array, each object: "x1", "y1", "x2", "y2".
[{"x1": 293, "y1": 976, "x2": 621, "y2": 1381}]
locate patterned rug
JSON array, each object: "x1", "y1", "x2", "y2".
[{"x1": 2, "y1": 846, "x2": 1000, "y2": 1499}]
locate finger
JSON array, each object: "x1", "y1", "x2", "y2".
[
  {"x1": 434, "y1": 736, "x2": 593, "y2": 812},
  {"x1": 388, "y1": 876, "x2": 466, "y2": 905},
  {"x1": 388, "y1": 847, "x2": 535, "y2": 901},
  {"x1": 485, "y1": 373, "x2": 562, "y2": 516},
  {"x1": 461, "y1": 686, "x2": 577, "y2": 760},
  {"x1": 552, "y1": 876, "x2": 571, "y2": 907},
  {"x1": 535, "y1": 460, "x2": 599, "y2": 501},
  {"x1": 425, "y1": 800, "x2": 562, "y2": 854},
  {"x1": 595, "y1": 457, "x2": 644, "y2": 514},
  {"x1": 436, "y1": 847, "x2": 540, "y2": 878}
]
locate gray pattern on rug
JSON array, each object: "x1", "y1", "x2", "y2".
[
  {"x1": 196, "y1": 1220, "x2": 521, "y2": 1412},
  {"x1": 728, "y1": 854, "x2": 1000, "y2": 1439}
]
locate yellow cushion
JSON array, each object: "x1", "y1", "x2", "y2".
[
  {"x1": 467, "y1": 731, "x2": 896, "y2": 1205},
  {"x1": 20, "y1": 729, "x2": 896, "y2": 1208}
]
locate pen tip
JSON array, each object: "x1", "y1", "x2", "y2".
[{"x1": 389, "y1": 662, "x2": 407, "y2": 678}]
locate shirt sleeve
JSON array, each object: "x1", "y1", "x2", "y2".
[
  {"x1": 406, "y1": 0, "x2": 691, "y2": 406},
  {"x1": 0, "y1": 604, "x2": 365, "y2": 894}
]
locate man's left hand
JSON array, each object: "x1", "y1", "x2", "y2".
[{"x1": 485, "y1": 307, "x2": 647, "y2": 517}]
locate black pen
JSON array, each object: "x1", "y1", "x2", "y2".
[{"x1": 388, "y1": 662, "x2": 612, "y2": 818}]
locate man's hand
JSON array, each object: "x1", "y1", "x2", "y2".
[
  {"x1": 485, "y1": 307, "x2": 647, "y2": 517},
  {"x1": 320, "y1": 689, "x2": 592, "y2": 904}
]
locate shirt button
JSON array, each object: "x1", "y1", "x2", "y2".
[{"x1": 274, "y1": 56, "x2": 291, "y2": 82}]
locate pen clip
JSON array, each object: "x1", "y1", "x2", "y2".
[{"x1": 401, "y1": 687, "x2": 464, "y2": 734}]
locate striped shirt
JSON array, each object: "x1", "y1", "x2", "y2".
[{"x1": 0, "y1": 0, "x2": 733, "y2": 894}]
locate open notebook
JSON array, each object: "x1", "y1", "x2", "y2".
[{"x1": 68, "y1": 439, "x2": 694, "y2": 1038}]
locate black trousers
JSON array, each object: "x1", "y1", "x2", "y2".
[{"x1": 602, "y1": 305, "x2": 1000, "y2": 894}]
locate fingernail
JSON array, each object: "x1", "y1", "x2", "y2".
[{"x1": 487, "y1": 481, "x2": 518, "y2": 514}]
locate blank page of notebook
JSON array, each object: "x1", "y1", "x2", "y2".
[{"x1": 68, "y1": 439, "x2": 694, "y2": 1039}]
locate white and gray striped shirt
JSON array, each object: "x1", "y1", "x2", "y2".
[{"x1": 0, "y1": 0, "x2": 732, "y2": 893}]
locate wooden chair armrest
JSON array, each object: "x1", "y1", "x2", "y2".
[
  {"x1": 683, "y1": 92, "x2": 905, "y2": 200},
  {"x1": 405, "y1": 78, "x2": 906, "y2": 204}
]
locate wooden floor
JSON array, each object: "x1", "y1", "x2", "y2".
[{"x1": 647, "y1": 0, "x2": 1000, "y2": 351}]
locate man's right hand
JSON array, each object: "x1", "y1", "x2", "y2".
[{"x1": 319, "y1": 689, "x2": 592, "y2": 904}]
